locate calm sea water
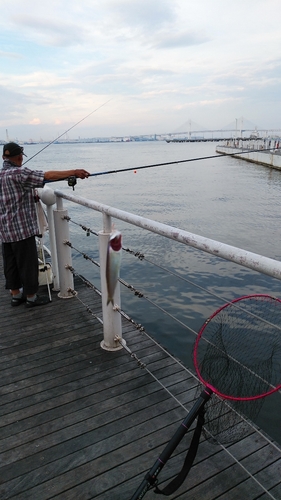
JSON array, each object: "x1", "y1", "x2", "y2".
[{"x1": 24, "y1": 140, "x2": 281, "y2": 444}]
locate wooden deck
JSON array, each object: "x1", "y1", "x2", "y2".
[{"x1": 0, "y1": 256, "x2": 281, "y2": 500}]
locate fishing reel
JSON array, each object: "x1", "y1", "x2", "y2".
[{"x1": 67, "y1": 176, "x2": 77, "y2": 190}]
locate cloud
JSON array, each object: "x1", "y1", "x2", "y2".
[
  {"x1": 29, "y1": 118, "x2": 41, "y2": 125},
  {"x1": 11, "y1": 15, "x2": 87, "y2": 47},
  {"x1": 0, "y1": 50, "x2": 22, "y2": 60},
  {"x1": 0, "y1": 85, "x2": 35, "y2": 127},
  {"x1": 154, "y1": 32, "x2": 210, "y2": 49},
  {"x1": 104, "y1": 0, "x2": 175, "y2": 28},
  {"x1": 1, "y1": 0, "x2": 281, "y2": 139}
]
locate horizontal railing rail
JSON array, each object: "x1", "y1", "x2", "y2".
[{"x1": 54, "y1": 188, "x2": 281, "y2": 280}]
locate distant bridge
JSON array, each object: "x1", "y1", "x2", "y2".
[
  {"x1": 162, "y1": 130, "x2": 281, "y2": 142},
  {"x1": 125, "y1": 128, "x2": 281, "y2": 143},
  {"x1": 163, "y1": 117, "x2": 281, "y2": 141},
  {"x1": 164, "y1": 128, "x2": 281, "y2": 136}
]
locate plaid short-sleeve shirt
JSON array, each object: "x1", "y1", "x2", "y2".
[{"x1": 0, "y1": 160, "x2": 45, "y2": 243}]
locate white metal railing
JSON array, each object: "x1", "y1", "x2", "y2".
[{"x1": 39, "y1": 186, "x2": 281, "y2": 351}]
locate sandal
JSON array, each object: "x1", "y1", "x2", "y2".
[
  {"x1": 11, "y1": 296, "x2": 26, "y2": 307},
  {"x1": 25, "y1": 295, "x2": 50, "y2": 308}
]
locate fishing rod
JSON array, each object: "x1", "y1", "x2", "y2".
[
  {"x1": 49, "y1": 145, "x2": 277, "y2": 190},
  {"x1": 22, "y1": 98, "x2": 113, "y2": 166},
  {"x1": 88, "y1": 146, "x2": 276, "y2": 178}
]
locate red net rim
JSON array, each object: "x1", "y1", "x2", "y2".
[{"x1": 193, "y1": 294, "x2": 281, "y2": 401}]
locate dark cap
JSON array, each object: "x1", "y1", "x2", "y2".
[{"x1": 3, "y1": 142, "x2": 27, "y2": 157}]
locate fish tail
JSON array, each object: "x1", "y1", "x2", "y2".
[{"x1": 107, "y1": 296, "x2": 114, "y2": 306}]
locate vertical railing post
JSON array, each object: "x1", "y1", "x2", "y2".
[
  {"x1": 99, "y1": 213, "x2": 123, "y2": 351},
  {"x1": 53, "y1": 196, "x2": 76, "y2": 298},
  {"x1": 46, "y1": 203, "x2": 60, "y2": 291},
  {"x1": 37, "y1": 186, "x2": 60, "y2": 291}
]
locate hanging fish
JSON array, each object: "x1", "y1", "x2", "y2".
[{"x1": 106, "y1": 231, "x2": 122, "y2": 306}]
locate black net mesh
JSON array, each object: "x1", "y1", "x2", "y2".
[{"x1": 194, "y1": 295, "x2": 281, "y2": 443}]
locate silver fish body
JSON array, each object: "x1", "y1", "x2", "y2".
[{"x1": 106, "y1": 231, "x2": 122, "y2": 306}]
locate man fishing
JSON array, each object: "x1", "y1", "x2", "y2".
[{"x1": 0, "y1": 142, "x2": 90, "y2": 307}]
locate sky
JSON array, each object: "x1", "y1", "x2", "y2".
[{"x1": 0, "y1": 0, "x2": 281, "y2": 141}]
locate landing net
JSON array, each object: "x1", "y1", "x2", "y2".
[{"x1": 193, "y1": 294, "x2": 281, "y2": 443}]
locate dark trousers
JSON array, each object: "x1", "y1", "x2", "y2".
[{"x1": 2, "y1": 236, "x2": 39, "y2": 295}]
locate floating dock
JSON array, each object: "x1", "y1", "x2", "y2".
[{"x1": 0, "y1": 255, "x2": 281, "y2": 499}]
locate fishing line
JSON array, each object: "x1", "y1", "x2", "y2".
[{"x1": 22, "y1": 98, "x2": 113, "y2": 165}]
